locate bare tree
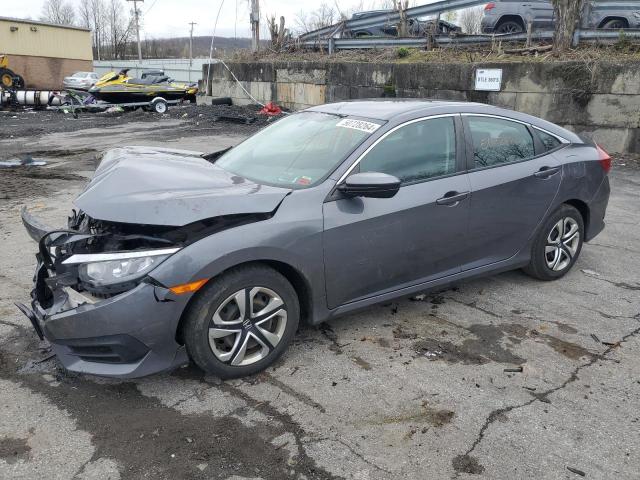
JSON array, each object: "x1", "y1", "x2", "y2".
[
  {"x1": 295, "y1": 3, "x2": 337, "y2": 34},
  {"x1": 394, "y1": 0, "x2": 409, "y2": 37},
  {"x1": 267, "y1": 15, "x2": 287, "y2": 50},
  {"x1": 551, "y1": 0, "x2": 585, "y2": 53},
  {"x1": 41, "y1": 0, "x2": 76, "y2": 25},
  {"x1": 106, "y1": 0, "x2": 134, "y2": 59},
  {"x1": 459, "y1": 6, "x2": 483, "y2": 34}
]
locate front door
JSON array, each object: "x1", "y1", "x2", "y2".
[
  {"x1": 323, "y1": 115, "x2": 471, "y2": 309},
  {"x1": 461, "y1": 114, "x2": 562, "y2": 270}
]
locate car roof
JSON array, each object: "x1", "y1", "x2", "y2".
[
  {"x1": 307, "y1": 99, "x2": 485, "y2": 121},
  {"x1": 306, "y1": 99, "x2": 582, "y2": 143}
]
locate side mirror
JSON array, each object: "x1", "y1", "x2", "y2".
[{"x1": 337, "y1": 172, "x2": 401, "y2": 199}]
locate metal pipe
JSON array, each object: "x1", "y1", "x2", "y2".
[{"x1": 0, "y1": 90, "x2": 62, "y2": 106}]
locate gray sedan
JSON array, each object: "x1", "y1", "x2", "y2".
[
  {"x1": 19, "y1": 100, "x2": 611, "y2": 379},
  {"x1": 62, "y1": 71, "x2": 99, "y2": 90}
]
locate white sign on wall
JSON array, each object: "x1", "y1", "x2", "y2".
[{"x1": 475, "y1": 69, "x2": 503, "y2": 91}]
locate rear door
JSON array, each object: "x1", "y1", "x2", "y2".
[
  {"x1": 529, "y1": 0, "x2": 555, "y2": 29},
  {"x1": 323, "y1": 115, "x2": 470, "y2": 309},
  {"x1": 461, "y1": 114, "x2": 562, "y2": 270}
]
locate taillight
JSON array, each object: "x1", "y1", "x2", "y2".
[
  {"x1": 596, "y1": 144, "x2": 611, "y2": 173},
  {"x1": 484, "y1": 2, "x2": 496, "y2": 11}
]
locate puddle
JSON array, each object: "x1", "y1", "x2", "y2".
[
  {"x1": 413, "y1": 323, "x2": 527, "y2": 365},
  {"x1": 376, "y1": 401, "x2": 455, "y2": 428}
]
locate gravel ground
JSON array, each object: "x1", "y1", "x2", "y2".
[{"x1": 0, "y1": 111, "x2": 639, "y2": 480}]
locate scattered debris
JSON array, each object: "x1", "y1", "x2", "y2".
[
  {"x1": 590, "y1": 333, "x2": 601, "y2": 343},
  {"x1": 259, "y1": 101, "x2": 283, "y2": 116},
  {"x1": 0, "y1": 156, "x2": 47, "y2": 168},
  {"x1": 504, "y1": 366, "x2": 524, "y2": 373},
  {"x1": 581, "y1": 269, "x2": 601, "y2": 277},
  {"x1": 567, "y1": 466, "x2": 586, "y2": 476}
]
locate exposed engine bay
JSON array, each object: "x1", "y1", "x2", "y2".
[{"x1": 26, "y1": 208, "x2": 271, "y2": 305}]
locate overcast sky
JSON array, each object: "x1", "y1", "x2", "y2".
[{"x1": 5, "y1": 0, "x2": 439, "y2": 39}]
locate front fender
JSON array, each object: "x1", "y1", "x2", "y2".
[{"x1": 148, "y1": 188, "x2": 326, "y2": 303}]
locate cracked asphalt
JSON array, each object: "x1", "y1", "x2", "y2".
[{"x1": 0, "y1": 110, "x2": 639, "y2": 479}]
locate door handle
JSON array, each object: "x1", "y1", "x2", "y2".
[
  {"x1": 436, "y1": 191, "x2": 469, "y2": 206},
  {"x1": 533, "y1": 166, "x2": 560, "y2": 179}
]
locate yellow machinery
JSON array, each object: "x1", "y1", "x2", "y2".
[{"x1": 0, "y1": 55, "x2": 25, "y2": 89}]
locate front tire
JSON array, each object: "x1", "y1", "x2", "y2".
[
  {"x1": 183, "y1": 265, "x2": 300, "y2": 379},
  {"x1": 524, "y1": 204, "x2": 584, "y2": 281}
]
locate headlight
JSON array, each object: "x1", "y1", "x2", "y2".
[
  {"x1": 62, "y1": 248, "x2": 180, "y2": 288},
  {"x1": 79, "y1": 255, "x2": 169, "y2": 286}
]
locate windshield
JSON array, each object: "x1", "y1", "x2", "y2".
[
  {"x1": 216, "y1": 112, "x2": 380, "y2": 188},
  {"x1": 72, "y1": 72, "x2": 88, "y2": 78}
]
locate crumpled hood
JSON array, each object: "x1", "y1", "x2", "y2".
[{"x1": 74, "y1": 146, "x2": 291, "y2": 226}]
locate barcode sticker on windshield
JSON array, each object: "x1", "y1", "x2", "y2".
[{"x1": 336, "y1": 119, "x2": 381, "y2": 134}]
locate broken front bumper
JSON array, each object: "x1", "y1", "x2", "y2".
[
  {"x1": 19, "y1": 261, "x2": 190, "y2": 378},
  {"x1": 18, "y1": 209, "x2": 190, "y2": 378}
]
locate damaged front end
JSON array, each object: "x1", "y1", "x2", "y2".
[
  {"x1": 18, "y1": 207, "x2": 271, "y2": 378},
  {"x1": 16, "y1": 146, "x2": 290, "y2": 378},
  {"x1": 17, "y1": 208, "x2": 195, "y2": 377}
]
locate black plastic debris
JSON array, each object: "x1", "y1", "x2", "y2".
[
  {"x1": 503, "y1": 366, "x2": 524, "y2": 373},
  {"x1": 567, "y1": 466, "x2": 586, "y2": 476}
]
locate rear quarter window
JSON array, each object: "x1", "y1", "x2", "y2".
[{"x1": 535, "y1": 129, "x2": 563, "y2": 152}]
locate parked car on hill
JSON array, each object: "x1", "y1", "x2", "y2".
[
  {"x1": 481, "y1": 0, "x2": 640, "y2": 34},
  {"x1": 348, "y1": 9, "x2": 462, "y2": 37},
  {"x1": 19, "y1": 100, "x2": 611, "y2": 379}
]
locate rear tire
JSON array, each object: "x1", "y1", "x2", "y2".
[
  {"x1": 602, "y1": 19, "x2": 627, "y2": 29},
  {"x1": 523, "y1": 204, "x2": 584, "y2": 281},
  {"x1": 495, "y1": 20, "x2": 524, "y2": 34},
  {"x1": 183, "y1": 265, "x2": 300, "y2": 379}
]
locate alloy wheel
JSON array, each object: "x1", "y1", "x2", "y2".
[
  {"x1": 545, "y1": 217, "x2": 580, "y2": 272},
  {"x1": 208, "y1": 287, "x2": 287, "y2": 366}
]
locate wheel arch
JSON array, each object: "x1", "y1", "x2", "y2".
[
  {"x1": 598, "y1": 16, "x2": 629, "y2": 29},
  {"x1": 174, "y1": 259, "x2": 314, "y2": 345},
  {"x1": 563, "y1": 198, "x2": 590, "y2": 234},
  {"x1": 495, "y1": 15, "x2": 525, "y2": 30}
]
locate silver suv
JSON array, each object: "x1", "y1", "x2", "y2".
[{"x1": 481, "y1": 0, "x2": 640, "y2": 34}]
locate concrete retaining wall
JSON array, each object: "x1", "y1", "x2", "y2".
[{"x1": 204, "y1": 60, "x2": 640, "y2": 153}]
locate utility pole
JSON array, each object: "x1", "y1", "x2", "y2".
[
  {"x1": 188, "y1": 22, "x2": 197, "y2": 66},
  {"x1": 250, "y1": 0, "x2": 260, "y2": 52},
  {"x1": 188, "y1": 21, "x2": 197, "y2": 82},
  {"x1": 126, "y1": 0, "x2": 144, "y2": 61}
]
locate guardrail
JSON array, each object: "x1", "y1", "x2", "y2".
[{"x1": 300, "y1": 29, "x2": 640, "y2": 51}]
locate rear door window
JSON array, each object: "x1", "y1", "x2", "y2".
[{"x1": 466, "y1": 116, "x2": 535, "y2": 168}]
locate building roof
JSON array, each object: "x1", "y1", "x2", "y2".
[{"x1": 0, "y1": 16, "x2": 90, "y2": 32}]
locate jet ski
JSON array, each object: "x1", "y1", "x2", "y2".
[{"x1": 88, "y1": 69, "x2": 198, "y2": 104}]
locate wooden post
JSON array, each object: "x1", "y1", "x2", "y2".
[{"x1": 526, "y1": 20, "x2": 533, "y2": 48}]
